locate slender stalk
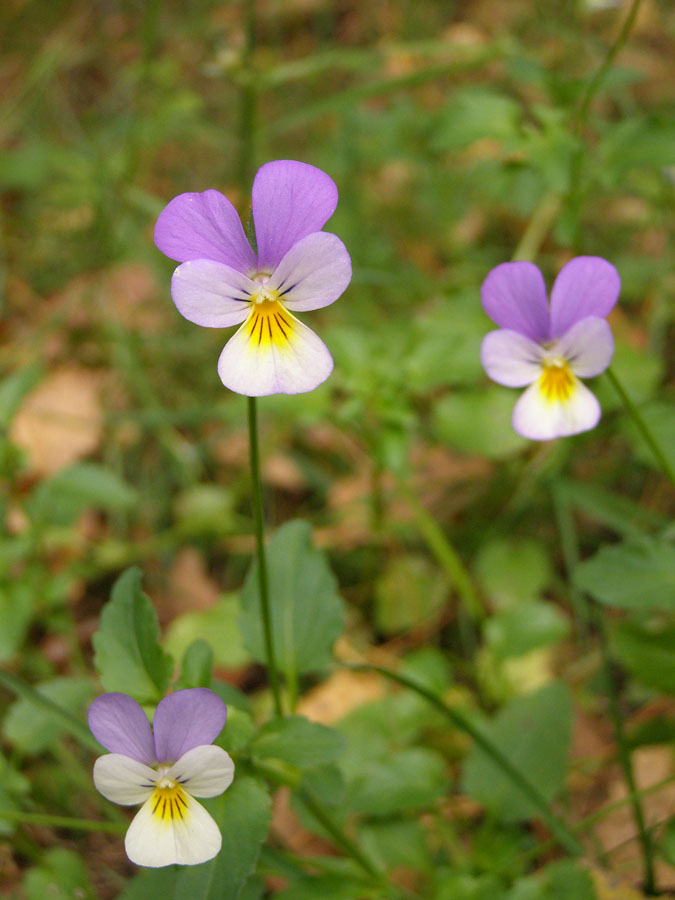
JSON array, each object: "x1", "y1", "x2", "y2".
[
  {"x1": 237, "y1": 0, "x2": 258, "y2": 190},
  {"x1": 605, "y1": 366, "x2": 675, "y2": 485},
  {"x1": 0, "y1": 809, "x2": 125, "y2": 835},
  {"x1": 343, "y1": 662, "x2": 583, "y2": 856},
  {"x1": 247, "y1": 397, "x2": 283, "y2": 716},
  {"x1": 511, "y1": 191, "x2": 561, "y2": 263}
]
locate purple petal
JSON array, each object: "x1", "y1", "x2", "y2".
[
  {"x1": 154, "y1": 190, "x2": 256, "y2": 272},
  {"x1": 549, "y1": 256, "x2": 620, "y2": 338},
  {"x1": 481, "y1": 262, "x2": 550, "y2": 342},
  {"x1": 152, "y1": 689, "x2": 227, "y2": 763},
  {"x1": 268, "y1": 232, "x2": 352, "y2": 312},
  {"x1": 171, "y1": 260, "x2": 255, "y2": 327},
  {"x1": 481, "y1": 329, "x2": 545, "y2": 387},
  {"x1": 555, "y1": 316, "x2": 614, "y2": 377},
  {"x1": 88, "y1": 693, "x2": 155, "y2": 764},
  {"x1": 252, "y1": 161, "x2": 338, "y2": 272}
]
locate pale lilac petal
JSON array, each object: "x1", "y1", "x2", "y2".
[
  {"x1": 154, "y1": 190, "x2": 256, "y2": 272},
  {"x1": 252, "y1": 161, "x2": 338, "y2": 272},
  {"x1": 153, "y1": 689, "x2": 227, "y2": 764},
  {"x1": 481, "y1": 262, "x2": 550, "y2": 342},
  {"x1": 167, "y1": 745, "x2": 235, "y2": 798},
  {"x1": 267, "y1": 232, "x2": 352, "y2": 312},
  {"x1": 88, "y1": 694, "x2": 155, "y2": 765},
  {"x1": 171, "y1": 260, "x2": 255, "y2": 328},
  {"x1": 549, "y1": 256, "x2": 620, "y2": 337},
  {"x1": 93, "y1": 754, "x2": 157, "y2": 805},
  {"x1": 217, "y1": 311, "x2": 334, "y2": 396},
  {"x1": 125, "y1": 792, "x2": 221, "y2": 867},
  {"x1": 554, "y1": 316, "x2": 614, "y2": 377},
  {"x1": 481, "y1": 329, "x2": 545, "y2": 387},
  {"x1": 512, "y1": 377, "x2": 601, "y2": 441}
]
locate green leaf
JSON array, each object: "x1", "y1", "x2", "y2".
[
  {"x1": 92, "y1": 567, "x2": 174, "y2": 704},
  {"x1": 175, "y1": 777, "x2": 271, "y2": 900},
  {"x1": 164, "y1": 593, "x2": 251, "y2": 670},
  {"x1": 432, "y1": 388, "x2": 528, "y2": 459},
  {"x1": 240, "y1": 520, "x2": 344, "y2": 676},
  {"x1": 23, "y1": 848, "x2": 96, "y2": 900},
  {"x1": 0, "y1": 751, "x2": 30, "y2": 836},
  {"x1": 0, "y1": 364, "x2": 43, "y2": 428},
  {"x1": 462, "y1": 681, "x2": 572, "y2": 822},
  {"x1": 0, "y1": 582, "x2": 33, "y2": 662},
  {"x1": 485, "y1": 601, "x2": 569, "y2": 660},
  {"x1": 27, "y1": 462, "x2": 138, "y2": 526},
  {"x1": 116, "y1": 868, "x2": 178, "y2": 900},
  {"x1": 251, "y1": 716, "x2": 346, "y2": 770},
  {"x1": 275, "y1": 874, "x2": 373, "y2": 900},
  {"x1": 543, "y1": 860, "x2": 596, "y2": 900},
  {"x1": 177, "y1": 639, "x2": 214, "y2": 689},
  {"x1": 474, "y1": 538, "x2": 552, "y2": 609},
  {"x1": 611, "y1": 621, "x2": 675, "y2": 694},
  {"x1": 374, "y1": 555, "x2": 447, "y2": 634},
  {"x1": 348, "y1": 747, "x2": 448, "y2": 817},
  {"x1": 623, "y1": 401, "x2": 675, "y2": 476},
  {"x1": 574, "y1": 538, "x2": 675, "y2": 610},
  {"x1": 359, "y1": 818, "x2": 431, "y2": 871},
  {"x1": 4, "y1": 676, "x2": 93, "y2": 754}
]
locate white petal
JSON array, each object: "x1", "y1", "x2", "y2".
[
  {"x1": 93, "y1": 754, "x2": 157, "y2": 806},
  {"x1": 217, "y1": 308, "x2": 333, "y2": 396},
  {"x1": 167, "y1": 745, "x2": 234, "y2": 799},
  {"x1": 171, "y1": 260, "x2": 255, "y2": 328},
  {"x1": 553, "y1": 316, "x2": 614, "y2": 378},
  {"x1": 481, "y1": 329, "x2": 545, "y2": 387},
  {"x1": 125, "y1": 791, "x2": 222, "y2": 867},
  {"x1": 512, "y1": 377, "x2": 601, "y2": 441},
  {"x1": 267, "y1": 232, "x2": 351, "y2": 312}
]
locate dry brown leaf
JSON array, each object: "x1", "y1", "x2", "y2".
[
  {"x1": 297, "y1": 668, "x2": 384, "y2": 725},
  {"x1": 165, "y1": 548, "x2": 220, "y2": 619},
  {"x1": 11, "y1": 366, "x2": 103, "y2": 476}
]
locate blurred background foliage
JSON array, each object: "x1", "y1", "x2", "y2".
[{"x1": 0, "y1": 0, "x2": 674, "y2": 897}]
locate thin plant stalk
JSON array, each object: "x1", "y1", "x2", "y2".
[
  {"x1": 605, "y1": 366, "x2": 675, "y2": 486},
  {"x1": 343, "y1": 662, "x2": 583, "y2": 857},
  {"x1": 0, "y1": 809, "x2": 126, "y2": 835},
  {"x1": 247, "y1": 396, "x2": 283, "y2": 717}
]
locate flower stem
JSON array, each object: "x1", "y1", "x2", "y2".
[
  {"x1": 511, "y1": 191, "x2": 561, "y2": 263},
  {"x1": 247, "y1": 396, "x2": 283, "y2": 717},
  {"x1": 237, "y1": 0, "x2": 258, "y2": 190},
  {"x1": 605, "y1": 365, "x2": 675, "y2": 485},
  {"x1": 343, "y1": 662, "x2": 583, "y2": 857},
  {"x1": 0, "y1": 808, "x2": 126, "y2": 835}
]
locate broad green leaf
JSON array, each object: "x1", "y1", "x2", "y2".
[
  {"x1": 116, "y1": 868, "x2": 178, "y2": 900},
  {"x1": 4, "y1": 676, "x2": 93, "y2": 754},
  {"x1": 175, "y1": 776, "x2": 271, "y2": 900},
  {"x1": 0, "y1": 582, "x2": 33, "y2": 661},
  {"x1": 558, "y1": 479, "x2": 667, "y2": 537},
  {"x1": 164, "y1": 593, "x2": 250, "y2": 670},
  {"x1": 432, "y1": 388, "x2": 528, "y2": 459},
  {"x1": 348, "y1": 746, "x2": 448, "y2": 817},
  {"x1": 92, "y1": 567, "x2": 174, "y2": 704},
  {"x1": 177, "y1": 639, "x2": 213, "y2": 688},
  {"x1": 485, "y1": 601, "x2": 569, "y2": 660},
  {"x1": 543, "y1": 860, "x2": 596, "y2": 900},
  {"x1": 462, "y1": 681, "x2": 572, "y2": 822},
  {"x1": 359, "y1": 818, "x2": 431, "y2": 871},
  {"x1": 251, "y1": 715, "x2": 346, "y2": 770},
  {"x1": 433, "y1": 870, "x2": 502, "y2": 900},
  {"x1": 574, "y1": 538, "x2": 675, "y2": 611},
  {"x1": 27, "y1": 462, "x2": 138, "y2": 526},
  {"x1": 433, "y1": 87, "x2": 521, "y2": 150},
  {"x1": 275, "y1": 874, "x2": 373, "y2": 900},
  {"x1": 474, "y1": 538, "x2": 551, "y2": 609},
  {"x1": 374, "y1": 555, "x2": 447, "y2": 634},
  {"x1": 240, "y1": 520, "x2": 344, "y2": 676},
  {"x1": 611, "y1": 621, "x2": 675, "y2": 694},
  {"x1": 23, "y1": 848, "x2": 96, "y2": 900}
]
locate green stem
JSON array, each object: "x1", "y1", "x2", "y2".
[
  {"x1": 511, "y1": 191, "x2": 561, "y2": 263},
  {"x1": 343, "y1": 662, "x2": 583, "y2": 857},
  {"x1": 0, "y1": 808, "x2": 125, "y2": 834},
  {"x1": 605, "y1": 366, "x2": 675, "y2": 485},
  {"x1": 401, "y1": 484, "x2": 485, "y2": 620},
  {"x1": 0, "y1": 669, "x2": 100, "y2": 753},
  {"x1": 247, "y1": 397, "x2": 283, "y2": 716},
  {"x1": 237, "y1": 0, "x2": 258, "y2": 190}
]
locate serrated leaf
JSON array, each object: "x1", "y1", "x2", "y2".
[
  {"x1": 175, "y1": 777, "x2": 271, "y2": 900},
  {"x1": 92, "y1": 567, "x2": 174, "y2": 704},
  {"x1": 240, "y1": 520, "x2": 344, "y2": 677},
  {"x1": 574, "y1": 538, "x2": 675, "y2": 610},
  {"x1": 251, "y1": 716, "x2": 346, "y2": 770}
]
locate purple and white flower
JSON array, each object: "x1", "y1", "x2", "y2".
[
  {"x1": 88, "y1": 689, "x2": 234, "y2": 868},
  {"x1": 154, "y1": 160, "x2": 352, "y2": 396},
  {"x1": 480, "y1": 256, "x2": 620, "y2": 441}
]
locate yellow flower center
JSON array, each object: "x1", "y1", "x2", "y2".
[
  {"x1": 151, "y1": 776, "x2": 189, "y2": 824},
  {"x1": 243, "y1": 289, "x2": 295, "y2": 349},
  {"x1": 538, "y1": 358, "x2": 575, "y2": 404}
]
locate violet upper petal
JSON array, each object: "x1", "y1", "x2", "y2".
[
  {"x1": 252, "y1": 161, "x2": 338, "y2": 272},
  {"x1": 555, "y1": 316, "x2": 614, "y2": 378},
  {"x1": 549, "y1": 256, "x2": 620, "y2": 338},
  {"x1": 152, "y1": 689, "x2": 227, "y2": 763},
  {"x1": 154, "y1": 190, "x2": 257, "y2": 272},
  {"x1": 481, "y1": 261, "x2": 550, "y2": 342},
  {"x1": 88, "y1": 693, "x2": 155, "y2": 764},
  {"x1": 268, "y1": 232, "x2": 352, "y2": 312}
]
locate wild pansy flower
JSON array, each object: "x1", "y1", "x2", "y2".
[
  {"x1": 154, "y1": 160, "x2": 352, "y2": 396},
  {"x1": 480, "y1": 257, "x2": 620, "y2": 441},
  {"x1": 88, "y1": 689, "x2": 234, "y2": 868}
]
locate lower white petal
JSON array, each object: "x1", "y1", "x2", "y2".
[
  {"x1": 125, "y1": 790, "x2": 222, "y2": 867},
  {"x1": 217, "y1": 305, "x2": 333, "y2": 396},
  {"x1": 93, "y1": 754, "x2": 157, "y2": 806},
  {"x1": 512, "y1": 377, "x2": 601, "y2": 441},
  {"x1": 481, "y1": 329, "x2": 545, "y2": 387},
  {"x1": 167, "y1": 745, "x2": 234, "y2": 799},
  {"x1": 554, "y1": 316, "x2": 614, "y2": 378},
  {"x1": 171, "y1": 260, "x2": 255, "y2": 328}
]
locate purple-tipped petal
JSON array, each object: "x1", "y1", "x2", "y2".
[
  {"x1": 481, "y1": 329, "x2": 545, "y2": 387},
  {"x1": 549, "y1": 256, "x2": 620, "y2": 338},
  {"x1": 481, "y1": 262, "x2": 550, "y2": 342},
  {"x1": 555, "y1": 316, "x2": 614, "y2": 377},
  {"x1": 154, "y1": 190, "x2": 256, "y2": 272},
  {"x1": 152, "y1": 689, "x2": 227, "y2": 763},
  {"x1": 171, "y1": 260, "x2": 255, "y2": 328},
  {"x1": 88, "y1": 693, "x2": 155, "y2": 765},
  {"x1": 268, "y1": 232, "x2": 352, "y2": 312},
  {"x1": 252, "y1": 161, "x2": 338, "y2": 272}
]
